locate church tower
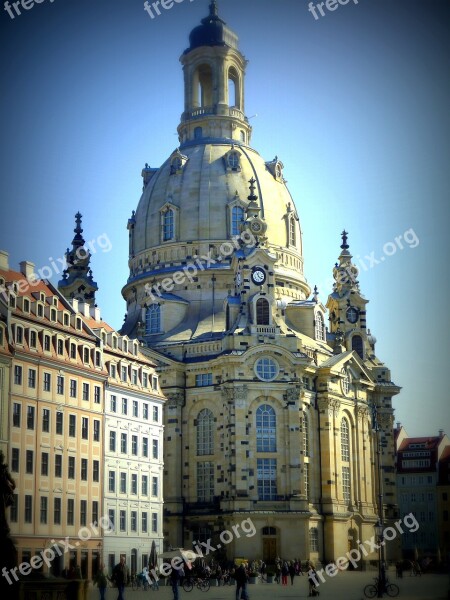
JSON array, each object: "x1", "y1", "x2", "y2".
[
  {"x1": 58, "y1": 212, "x2": 98, "y2": 305},
  {"x1": 121, "y1": 2, "x2": 400, "y2": 566}
]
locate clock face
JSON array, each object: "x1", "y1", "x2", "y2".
[
  {"x1": 346, "y1": 306, "x2": 359, "y2": 324},
  {"x1": 251, "y1": 267, "x2": 266, "y2": 285},
  {"x1": 251, "y1": 221, "x2": 262, "y2": 232}
]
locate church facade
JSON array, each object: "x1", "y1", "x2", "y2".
[{"x1": 121, "y1": 2, "x2": 400, "y2": 565}]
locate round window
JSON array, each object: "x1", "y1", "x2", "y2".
[{"x1": 255, "y1": 357, "x2": 278, "y2": 382}]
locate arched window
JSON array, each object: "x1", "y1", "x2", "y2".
[
  {"x1": 289, "y1": 217, "x2": 296, "y2": 246},
  {"x1": 341, "y1": 418, "x2": 350, "y2": 462},
  {"x1": 163, "y1": 209, "x2": 174, "y2": 241},
  {"x1": 227, "y1": 152, "x2": 240, "y2": 170},
  {"x1": 309, "y1": 528, "x2": 319, "y2": 552},
  {"x1": 145, "y1": 304, "x2": 160, "y2": 334},
  {"x1": 228, "y1": 67, "x2": 240, "y2": 108},
  {"x1": 231, "y1": 206, "x2": 244, "y2": 236},
  {"x1": 315, "y1": 312, "x2": 325, "y2": 341},
  {"x1": 256, "y1": 405, "x2": 276, "y2": 452},
  {"x1": 256, "y1": 298, "x2": 270, "y2": 325},
  {"x1": 194, "y1": 126, "x2": 203, "y2": 139},
  {"x1": 352, "y1": 335, "x2": 364, "y2": 359},
  {"x1": 302, "y1": 413, "x2": 309, "y2": 457},
  {"x1": 240, "y1": 130, "x2": 246, "y2": 143},
  {"x1": 197, "y1": 409, "x2": 214, "y2": 456}
]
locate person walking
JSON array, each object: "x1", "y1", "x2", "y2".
[
  {"x1": 288, "y1": 561, "x2": 296, "y2": 585},
  {"x1": 235, "y1": 563, "x2": 249, "y2": 600},
  {"x1": 170, "y1": 565, "x2": 182, "y2": 600},
  {"x1": 93, "y1": 563, "x2": 108, "y2": 600},
  {"x1": 281, "y1": 561, "x2": 289, "y2": 586},
  {"x1": 112, "y1": 556, "x2": 130, "y2": 600}
]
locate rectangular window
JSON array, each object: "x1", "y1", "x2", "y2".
[
  {"x1": 10, "y1": 494, "x2": 18, "y2": 522},
  {"x1": 83, "y1": 348, "x2": 90, "y2": 364},
  {"x1": 121, "y1": 398, "x2": 127, "y2": 415},
  {"x1": 132, "y1": 370, "x2": 138, "y2": 385},
  {"x1": 142, "y1": 437, "x2": 148, "y2": 458},
  {"x1": 81, "y1": 458, "x2": 88, "y2": 481},
  {"x1": 11, "y1": 448, "x2": 19, "y2": 472},
  {"x1": 80, "y1": 500, "x2": 87, "y2": 527},
  {"x1": 44, "y1": 334, "x2": 50, "y2": 351},
  {"x1": 57, "y1": 375, "x2": 64, "y2": 395},
  {"x1": 28, "y1": 368, "x2": 36, "y2": 388},
  {"x1": 152, "y1": 440, "x2": 159, "y2": 460},
  {"x1": 120, "y1": 433, "x2": 127, "y2": 454},
  {"x1": 42, "y1": 409, "x2": 50, "y2": 432},
  {"x1": 304, "y1": 462, "x2": 310, "y2": 499},
  {"x1": 14, "y1": 365, "x2": 22, "y2": 385},
  {"x1": 27, "y1": 406, "x2": 35, "y2": 430},
  {"x1": 108, "y1": 509, "x2": 115, "y2": 529},
  {"x1": 70, "y1": 343, "x2": 76, "y2": 359},
  {"x1": 131, "y1": 435, "x2": 138, "y2": 456},
  {"x1": 57, "y1": 339, "x2": 64, "y2": 355},
  {"x1": 54, "y1": 498, "x2": 61, "y2": 525},
  {"x1": 40, "y1": 496, "x2": 48, "y2": 524},
  {"x1": 152, "y1": 513, "x2": 158, "y2": 533},
  {"x1": 26, "y1": 450, "x2": 34, "y2": 474},
  {"x1": 197, "y1": 462, "x2": 214, "y2": 502},
  {"x1": 143, "y1": 373, "x2": 148, "y2": 388},
  {"x1": 132, "y1": 400, "x2": 138, "y2": 417},
  {"x1": 95, "y1": 352, "x2": 101, "y2": 367},
  {"x1": 342, "y1": 466, "x2": 351, "y2": 503},
  {"x1": 131, "y1": 474, "x2": 137, "y2": 495},
  {"x1": 70, "y1": 379, "x2": 77, "y2": 398},
  {"x1": 142, "y1": 475, "x2": 148, "y2": 496},
  {"x1": 152, "y1": 476, "x2": 158, "y2": 497},
  {"x1": 25, "y1": 495, "x2": 32, "y2": 523},
  {"x1": 152, "y1": 375, "x2": 158, "y2": 390},
  {"x1": 92, "y1": 501, "x2": 99, "y2": 525},
  {"x1": 120, "y1": 510, "x2": 126, "y2": 531},
  {"x1": 153, "y1": 406, "x2": 159, "y2": 422},
  {"x1": 41, "y1": 452, "x2": 49, "y2": 476},
  {"x1": 110, "y1": 395, "x2": 117, "y2": 412},
  {"x1": 94, "y1": 386, "x2": 101, "y2": 404},
  {"x1": 93, "y1": 460, "x2": 99, "y2": 482},
  {"x1": 13, "y1": 403, "x2": 21, "y2": 427},
  {"x1": 109, "y1": 471, "x2": 116, "y2": 493},
  {"x1": 43, "y1": 372, "x2": 51, "y2": 392},
  {"x1": 142, "y1": 512, "x2": 147, "y2": 533},
  {"x1": 120, "y1": 472, "x2": 127, "y2": 494},
  {"x1": 15, "y1": 326, "x2": 23, "y2": 344},
  {"x1": 55, "y1": 454, "x2": 62, "y2": 478},
  {"x1": 82, "y1": 417, "x2": 88, "y2": 440},
  {"x1": 131, "y1": 511, "x2": 137, "y2": 532},
  {"x1": 109, "y1": 431, "x2": 116, "y2": 452},
  {"x1": 195, "y1": 373, "x2": 213, "y2": 387},
  {"x1": 82, "y1": 383, "x2": 89, "y2": 401},
  {"x1": 121, "y1": 366, "x2": 127, "y2": 382},
  {"x1": 68, "y1": 456, "x2": 75, "y2": 479},
  {"x1": 29, "y1": 330, "x2": 36, "y2": 347},
  {"x1": 56, "y1": 411, "x2": 63, "y2": 435},
  {"x1": 257, "y1": 458, "x2": 277, "y2": 501},
  {"x1": 143, "y1": 403, "x2": 149, "y2": 419},
  {"x1": 93, "y1": 420, "x2": 100, "y2": 442},
  {"x1": 109, "y1": 363, "x2": 116, "y2": 378},
  {"x1": 67, "y1": 499, "x2": 74, "y2": 526}
]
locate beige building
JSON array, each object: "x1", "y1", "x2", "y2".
[
  {"x1": 0, "y1": 251, "x2": 105, "y2": 580},
  {"x1": 121, "y1": 3, "x2": 400, "y2": 566}
]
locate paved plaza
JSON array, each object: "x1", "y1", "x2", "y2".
[{"x1": 86, "y1": 571, "x2": 449, "y2": 600}]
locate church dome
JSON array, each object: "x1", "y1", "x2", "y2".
[{"x1": 186, "y1": 1, "x2": 239, "y2": 53}]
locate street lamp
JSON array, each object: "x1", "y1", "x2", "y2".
[
  {"x1": 372, "y1": 401, "x2": 386, "y2": 598},
  {"x1": 374, "y1": 521, "x2": 386, "y2": 597}
]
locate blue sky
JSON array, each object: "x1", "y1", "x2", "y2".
[{"x1": 1, "y1": 0, "x2": 449, "y2": 437}]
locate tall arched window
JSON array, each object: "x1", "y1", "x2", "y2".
[
  {"x1": 309, "y1": 528, "x2": 319, "y2": 552},
  {"x1": 256, "y1": 405, "x2": 276, "y2": 452},
  {"x1": 289, "y1": 217, "x2": 296, "y2": 246},
  {"x1": 315, "y1": 312, "x2": 325, "y2": 341},
  {"x1": 194, "y1": 126, "x2": 203, "y2": 139},
  {"x1": 197, "y1": 409, "x2": 214, "y2": 456},
  {"x1": 231, "y1": 206, "x2": 244, "y2": 236},
  {"x1": 352, "y1": 335, "x2": 364, "y2": 359},
  {"x1": 228, "y1": 67, "x2": 240, "y2": 108},
  {"x1": 163, "y1": 209, "x2": 174, "y2": 241},
  {"x1": 341, "y1": 418, "x2": 350, "y2": 462},
  {"x1": 256, "y1": 298, "x2": 270, "y2": 325},
  {"x1": 302, "y1": 413, "x2": 309, "y2": 457},
  {"x1": 145, "y1": 304, "x2": 160, "y2": 334}
]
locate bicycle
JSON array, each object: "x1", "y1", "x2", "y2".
[
  {"x1": 364, "y1": 576, "x2": 399, "y2": 598},
  {"x1": 131, "y1": 573, "x2": 149, "y2": 591},
  {"x1": 182, "y1": 577, "x2": 210, "y2": 592}
]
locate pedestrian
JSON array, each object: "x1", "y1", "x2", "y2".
[
  {"x1": 307, "y1": 566, "x2": 320, "y2": 597},
  {"x1": 170, "y1": 565, "x2": 182, "y2": 600},
  {"x1": 93, "y1": 563, "x2": 108, "y2": 600},
  {"x1": 288, "y1": 561, "x2": 296, "y2": 585},
  {"x1": 281, "y1": 561, "x2": 289, "y2": 586},
  {"x1": 275, "y1": 560, "x2": 281, "y2": 583},
  {"x1": 112, "y1": 556, "x2": 130, "y2": 600},
  {"x1": 235, "y1": 563, "x2": 249, "y2": 600}
]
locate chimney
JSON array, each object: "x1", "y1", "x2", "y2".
[
  {"x1": 19, "y1": 260, "x2": 35, "y2": 279},
  {"x1": 396, "y1": 422, "x2": 401, "y2": 429},
  {"x1": 90, "y1": 305, "x2": 101, "y2": 321},
  {"x1": 0, "y1": 250, "x2": 9, "y2": 271},
  {"x1": 439, "y1": 430, "x2": 444, "y2": 437}
]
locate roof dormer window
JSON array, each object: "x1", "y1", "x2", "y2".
[{"x1": 224, "y1": 148, "x2": 242, "y2": 172}]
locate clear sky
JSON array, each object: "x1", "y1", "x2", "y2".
[{"x1": 0, "y1": 0, "x2": 449, "y2": 437}]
